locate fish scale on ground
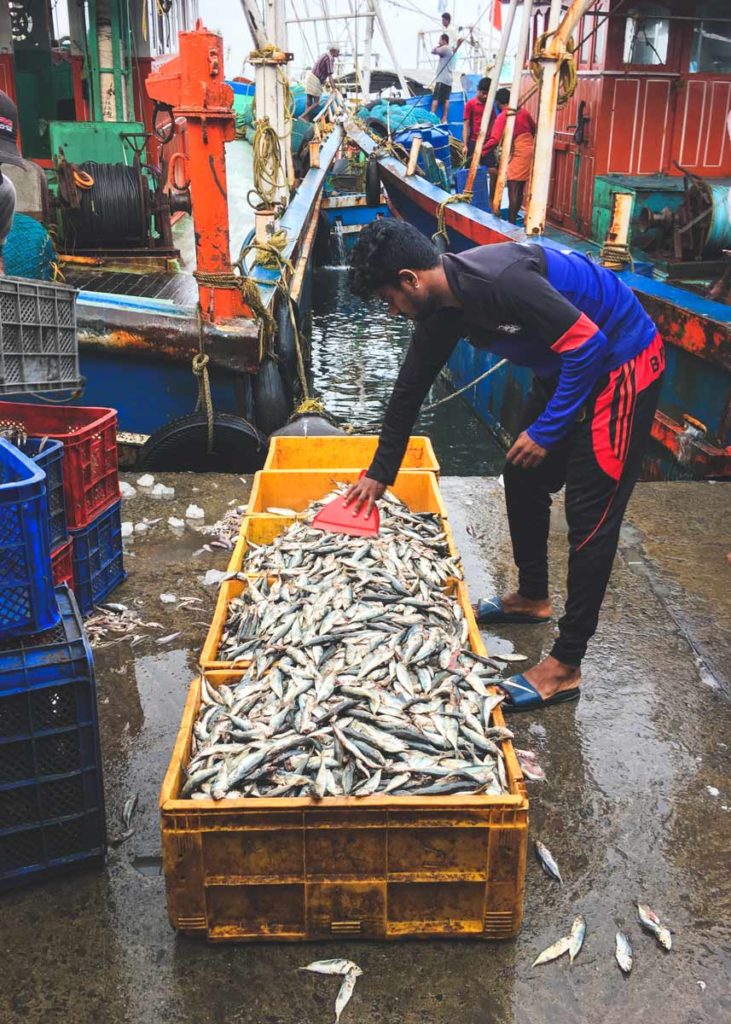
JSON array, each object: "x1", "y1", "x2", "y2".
[{"x1": 183, "y1": 485, "x2": 512, "y2": 800}]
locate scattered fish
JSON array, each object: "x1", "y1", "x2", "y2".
[
  {"x1": 299, "y1": 959, "x2": 362, "y2": 977},
  {"x1": 84, "y1": 607, "x2": 164, "y2": 649},
  {"x1": 266, "y1": 506, "x2": 298, "y2": 516},
  {"x1": 516, "y1": 748, "x2": 546, "y2": 782},
  {"x1": 568, "y1": 914, "x2": 586, "y2": 963},
  {"x1": 535, "y1": 840, "x2": 562, "y2": 884},
  {"x1": 157, "y1": 632, "x2": 182, "y2": 645},
  {"x1": 335, "y1": 969, "x2": 359, "y2": 1022},
  {"x1": 182, "y1": 487, "x2": 509, "y2": 801},
  {"x1": 533, "y1": 934, "x2": 571, "y2": 966},
  {"x1": 491, "y1": 651, "x2": 528, "y2": 663},
  {"x1": 636, "y1": 901, "x2": 672, "y2": 950},
  {"x1": 616, "y1": 930, "x2": 633, "y2": 974}
]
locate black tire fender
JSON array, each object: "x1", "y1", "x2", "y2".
[
  {"x1": 365, "y1": 155, "x2": 381, "y2": 208},
  {"x1": 138, "y1": 412, "x2": 267, "y2": 473}
]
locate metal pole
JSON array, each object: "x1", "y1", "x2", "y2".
[
  {"x1": 464, "y1": 0, "x2": 519, "y2": 195},
  {"x1": 362, "y1": 5, "x2": 374, "y2": 97},
  {"x1": 370, "y1": 0, "x2": 410, "y2": 95},
  {"x1": 491, "y1": 0, "x2": 534, "y2": 213},
  {"x1": 524, "y1": 0, "x2": 598, "y2": 235}
]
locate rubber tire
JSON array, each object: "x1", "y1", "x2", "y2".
[
  {"x1": 432, "y1": 232, "x2": 449, "y2": 255},
  {"x1": 275, "y1": 295, "x2": 299, "y2": 402},
  {"x1": 365, "y1": 156, "x2": 381, "y2": 208},
  {"x1": 314, "y1": 208, "x2": 332, "y2": 265},
  {"x1": 138, "y1": 412, "x2": 267, "y2": 473},
  {"x1": 252, "y1": 358, "x2": 290, "y2": 436}
]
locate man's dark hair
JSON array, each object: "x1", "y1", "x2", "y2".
[
  {"x1": 442, "y1": 12, "x2": 451, "y2": 23},
  {"x1": 496, "y1": 87, "x2": 510, "y2": 105},
  {"x1": 478, "y1": 77, "x2": 491, "y2": 92},
  {"x1": 348, "y1": 220, "x2": 439, "y2": 300},
  {"x1": 439, "y1": 32, "x2": 449, "y2": 44}
]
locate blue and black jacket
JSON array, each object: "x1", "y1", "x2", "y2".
[{"x1": 367, "y1": 241, "x2": 658, "y2": 484}]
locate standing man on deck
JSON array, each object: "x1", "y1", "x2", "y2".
[
  {"x1": 431, "y1": 34, "x2": 456, "y2": 124},
  {"x1": 484, "y1": 88, "x2": 536, "y2": 223},
  {"x1": 345, "y1": 220, "x2": 665, "y2": 713},
  {"x1": 462, "y1": 77, "x2": 498, "y2": 199},
  {"x1": 303, "y1": 45, "x2": 340, "y2": 121}
]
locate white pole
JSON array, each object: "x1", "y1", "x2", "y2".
[
  {"x1": 370, "y1": 0, "x2": 410, "y2": 95},
  {"x1": 240, "y1": 0, "x2": 267, "y2": 49},
  {"x1": 363, "y1": 7, "x2": 374, "y2": 97},
  {"x1": 251, "y1": 0, "x2": 291, "y2": 205},
  {"x1": 464, "y1": 0, "x2": 519, "y2": 194},
  {"x1": 525, "y1": 0, "x2": 597, "y2": 235},
  {"x1": 491, "y1": 0, "x2": 534, "y2": 213}
]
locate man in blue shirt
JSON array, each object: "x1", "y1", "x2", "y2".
[{"x1": 345, "y1": 220, "x2": 664, "y2": 712}]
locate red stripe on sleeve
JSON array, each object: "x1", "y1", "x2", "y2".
[{"x1": 550, "y1": 312, "x2": 599, "y2": 354}]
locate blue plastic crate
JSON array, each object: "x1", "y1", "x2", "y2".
[
  {"x1": 454, "y1": 166, "x2": 490, "y2": 210},
  {"x1": 0, "y1": 437, "x2": 59, "y2": 638},
  {"x1": 0, "y1": 585, "x2": 106, "y2": 890},
  {"x1": 22, "y1": 437, "x2": 67, "y2": 548},
  {"x1": 70, "y1": 499, "x2": 126, "y2": 615}
]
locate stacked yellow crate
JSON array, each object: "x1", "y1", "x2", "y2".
[{"x1": 161, "y1": 437, "x2": 528, "y2": 942}]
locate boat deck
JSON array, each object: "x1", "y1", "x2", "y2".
[{"x1": 63, "y1": 267, "x2": 199, "y2": 306}]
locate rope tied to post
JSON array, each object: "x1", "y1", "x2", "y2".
[
  {"x1": 192, "y1": 352, "x2": 215, "y2": 454},
  {"x1": 432, "y1": 192, "x2": 473, "y2": 249},
  {"x1": 252, "y1": 115, "x2": 287, "y2": 209},
  {"x1": 529, "y1": 31, "x2": 578, "y2": 107},
  {"x1": 193, "y1": 268, "x2": 276, "y2": 362}
]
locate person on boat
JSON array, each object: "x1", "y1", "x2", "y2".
[
  {"x1": 303, "y1": 46, "x2": 340, "y2": 122},
  {"x1": 0, "y1": 90, "x2": 24, "y2": 275},
  {"x1": 484, "y1": 87, "x2": 536, "y2": 224},
  {"x1": 440, "y1": 11, "x2": 462, "y2": 51},
  {"x1": 345, "y1": 220, "x2": 665, "y2": 713},
  {"x1": 462, "y1": 77, "x2": 498, "y2": 198},
  {"x1": 431, "y1": 34, "x2": 456, "y2": 124}
]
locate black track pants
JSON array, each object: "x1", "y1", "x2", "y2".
[{"x1": 503, "y1": 334, "x2": 665, "y2": 666}]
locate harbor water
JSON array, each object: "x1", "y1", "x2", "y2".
[{"x1": 310, "y1": 267, "x2": 505, "y2": 475}]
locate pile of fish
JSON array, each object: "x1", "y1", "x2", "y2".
[
  {"x1": 299, "y1": 960, "x2": 362, "y2": 1023},
  {"x1": 182, "y1": 486, "x2": 514, "y2": 800}
]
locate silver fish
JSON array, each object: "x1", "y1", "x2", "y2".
[
  {"x1": 535, "y1": 840, "x2": 562, "y2": 884},
  {"x1": 636, "y1": 902, "x2": 672, "y2": 951},
  {"x1": 335, "y1": 969, "x2": 359, "y2": 1022},
  {"x1": 569, "y1": 914, "x2": 586, "y2": 963},
  {"x1": 616, "y1": 930, "x2": 633, "y2": 973},
  {"x1": 299, "y1": 959, "x2": 363, "y2": 976},
  {"x1": 533, "y1": 934, "x2": 572, "y2": 966}
]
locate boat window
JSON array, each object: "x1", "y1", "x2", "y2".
[
  {"x1": 690, "y1": 4, "x2": 731, "y2": 73},
  {"x1": 623, "y1": 6, "x2": 670, "y2": 66}
]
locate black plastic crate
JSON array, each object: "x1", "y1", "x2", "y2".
[
  {"x1": 70, "y1": 500, "x2": 126, "y2": 614},
  {"x1": 0, "y1": 812, "x2": 104, "y2": 889}
]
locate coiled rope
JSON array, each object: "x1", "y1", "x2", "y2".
[
  {"x1": 529, "y1": 31, "x2": 578, "y2": 107},
  {"x1": 432, "y1": 192, "x2": 473, "y2": 249},
  {"x1": 74, "y1": 162, "x2": 146, "y2": 247},
  {"x1": 251, "y1": 116, "x2": 286, "y2": 209}
]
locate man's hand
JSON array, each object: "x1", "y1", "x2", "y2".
[
  {"x1": 506, "y1": 431, "x2": 548, "y2": 470},
  {"x1": 343, "y1": 476, "x2": 386, "y2": 517}
]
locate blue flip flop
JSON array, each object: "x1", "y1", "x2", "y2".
[
  {"x1": 500, "y1": 674, "x2": 581, "y2": 714},
  {"x1": 475, "y1": 597, "x2": 552, "y2": 625}
]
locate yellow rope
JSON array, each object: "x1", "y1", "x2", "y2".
[
  {"x1": 252, "y1": 116, "x2": 286, "y2": 209},
  {"x1": 432, "y1": 192, "x2": 473, "y2": 247},
  {"x1": 295, "y1": 398, "x2": 325, "y2": 415},
  {"x1": 193, "y1": 269, "x2": 276, "y2": 362},
  {"x1": 530, "y1": 31, "x2": 578, "y2": 107},
  {"x1": 599, "y1": 241, "x2": 635, "y2": 272},
  {"x1": 192, "y1": 352, "x2": 214, "y2": 453}
]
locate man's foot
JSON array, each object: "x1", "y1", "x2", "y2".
[
  {"x1": 514, "y1": 655, "x2": 581, "y2": 703},
  {"x1": 501, "y1": 591, "x2": 552, "y2": 619}
]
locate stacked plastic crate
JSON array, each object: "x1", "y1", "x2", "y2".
[
  {"x1": 0, "y1": 438, "x2": 106, "y2": 889},
  {"x1": 0, "y1": 402, "x2": 125, "y2": 615}
]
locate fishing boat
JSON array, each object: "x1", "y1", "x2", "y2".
[
  {"x1": 1, "y1": 0, "x2": 344, "y2": 469},
  {"x1": 346, "y1": 0, "x2": 731, "y2": 480}
]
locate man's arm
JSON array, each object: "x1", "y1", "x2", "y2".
[
  {"x1": 462, "y1": 105, "x2": 471, "y2": 150},
  {"x1": 483, "y1": 108, "x2": 506, "y2": 152},
  {"x1": 499, "y1": 259, "x2": 610, "y2": 452},
  {"x1": 368, "y1": 310, "x2": 462, "y2": 484}
]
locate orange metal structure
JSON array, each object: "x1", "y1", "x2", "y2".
[{"x1": 145, "y1": 21, "x2": 250, "y2": 323}]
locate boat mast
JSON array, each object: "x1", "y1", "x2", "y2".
[
  {"x1": 464, "y1": 0, "x2": 520, "y2": 195},
  {"x1": 524, "y1": 0, "x2": 598, "y2": 235}
]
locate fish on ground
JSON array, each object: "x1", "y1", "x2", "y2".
[
  {"x1": 535, "y1": 840, "x2": 562, "y2": 884},
  {"x1": 636, "y1": 901, "x2": 672, "y2": 950},
  {"x1": 568, "y1": 914, "x2": 586, "y2": 963},
  {"x1": 533, "y1": 934, "x2": 572, "y2": 967},
  {"x1": 616, "y1": 930, "x2": 633, "y2": 973}
]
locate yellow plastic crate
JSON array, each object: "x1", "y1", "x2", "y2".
[
  {"x1": 263, "y1": 435, "x2": 440, "y2": 474},
  {"x1": 162, "y1": 586, "x2": 527, "y2": 942}
]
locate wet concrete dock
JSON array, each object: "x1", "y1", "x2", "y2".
[{"x1": 1, "y1": 473, "x2": 729, "y2": 1024}]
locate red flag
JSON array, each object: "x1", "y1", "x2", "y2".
[{"x1": 492, "y1": 0, "x2": 502, "y2": 31}]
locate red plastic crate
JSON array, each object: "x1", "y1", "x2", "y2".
[
  {"x1": 0, "y1": 402, "x2": 119, "y2": 530},
  {"x1": 51, "y1": 539, "x2": 73, "y2": 590}
]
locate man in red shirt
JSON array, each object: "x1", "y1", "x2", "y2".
[
  {"x1": 484, "y1": 87, "x2": 536, "y2": 224},
  {"x1": 462, "y1": 77, "x2": 497, "y2": 199}
]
